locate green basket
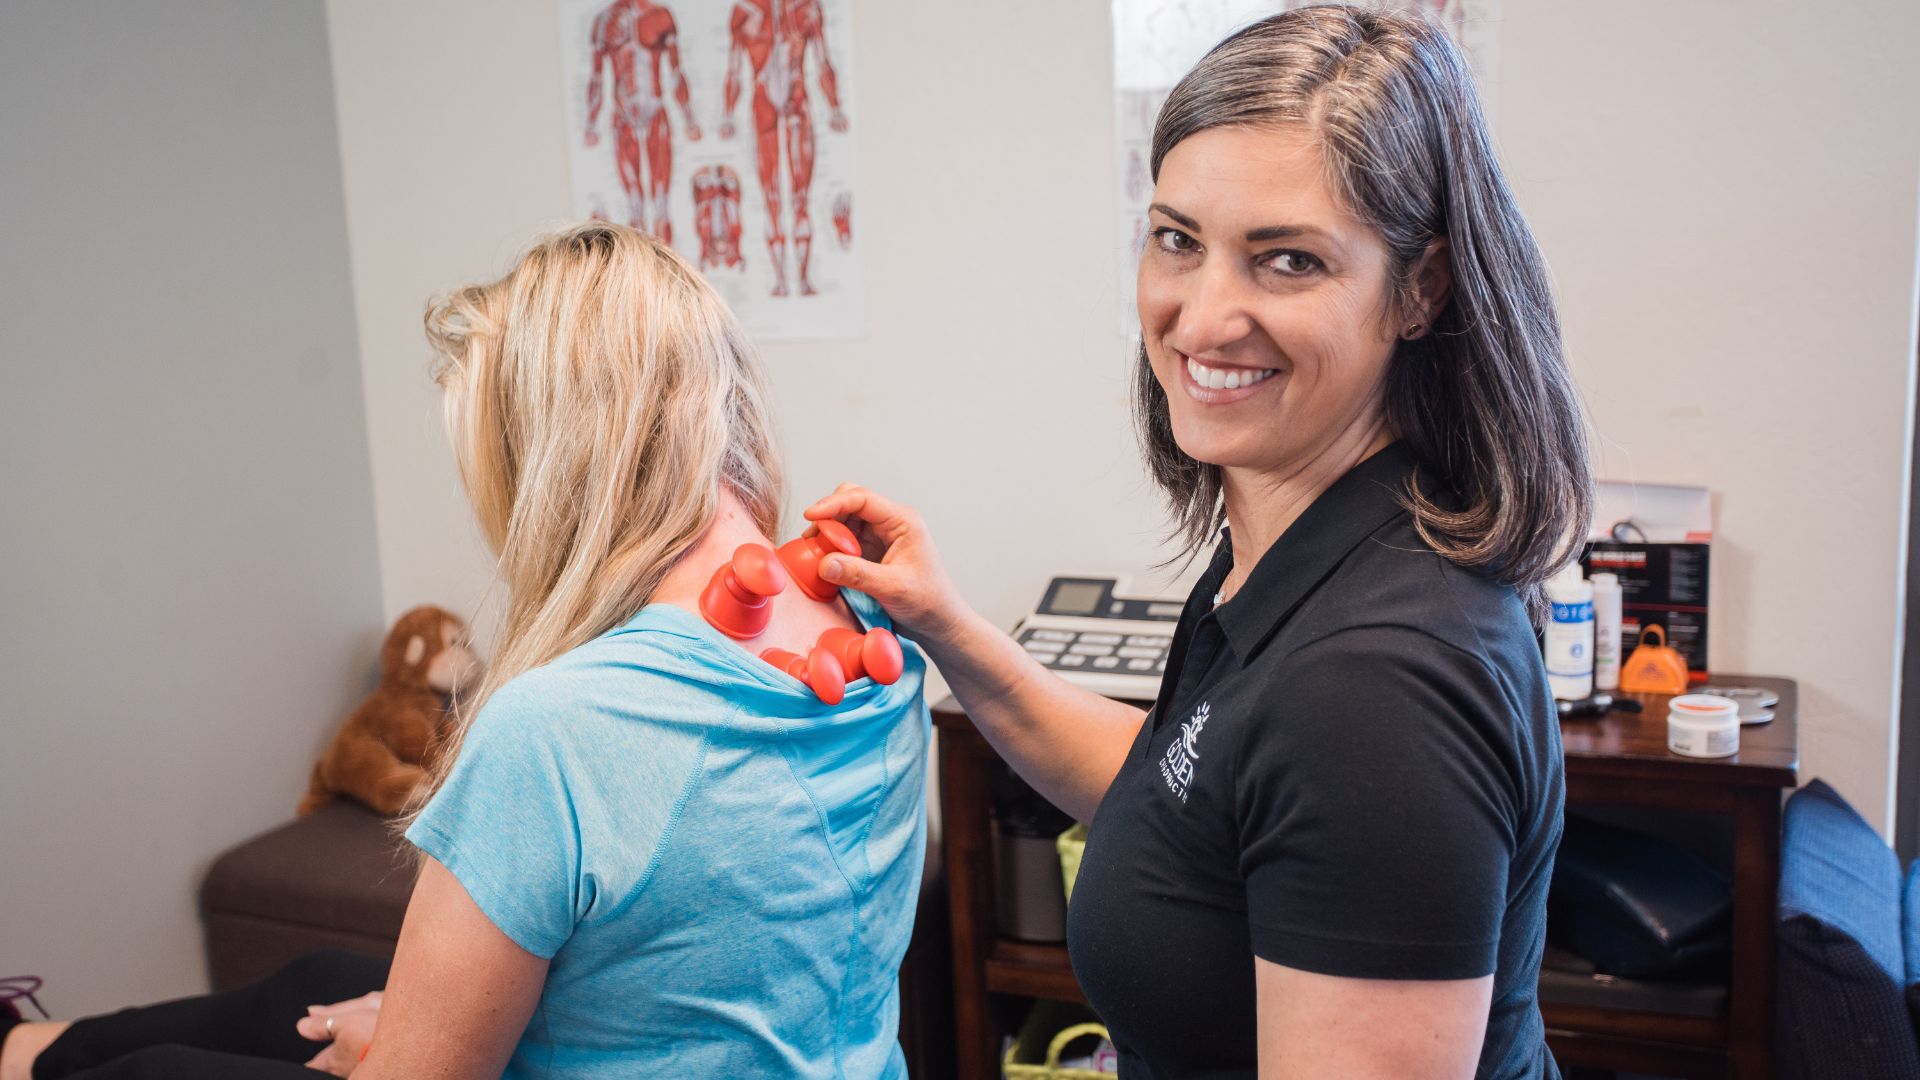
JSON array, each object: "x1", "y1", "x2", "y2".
[
  {"x1": 1003, "y1": 1000, "x2": 1111, "y2": 1079},
  {"x1": 1057, "y1": 824, "x2": 1088, "y2": 904}
]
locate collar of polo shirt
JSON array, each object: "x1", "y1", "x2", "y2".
[{"x1": 1208, "y1": 441, "x2": 1428, "y2": 661}]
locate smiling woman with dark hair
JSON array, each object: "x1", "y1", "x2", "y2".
[{"x1": 805, "y1": 6, "x2": 1588, "y2": 1077}]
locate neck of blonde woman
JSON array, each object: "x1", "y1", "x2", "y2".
[
  {"x1": 652, "y1": 487, "x2": 775, "y2": 607},
  {"x1": 651, "y1": 488, "x2": 862, "y2": 656}
]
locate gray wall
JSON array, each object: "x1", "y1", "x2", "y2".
[{"x1": 0, "y1": 2, "x2": 384, "y2": 1013}]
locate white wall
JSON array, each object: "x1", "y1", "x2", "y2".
[
  {"x1": 1499, "y1": 0, "x2": 1920, "y2": 829},
  {"x1": 0, "y1": 1, "x2": 385, "y2": 1013},
  {"x1": 326, "y1": 0, "x2": 1170, "y2": 652},
  {"x1": 328, "y1": 1, "x2": 1920, "y2": 828}
]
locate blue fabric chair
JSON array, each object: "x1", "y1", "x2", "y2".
[
  {"x1": 1776, "y1": 778, "x2": 1920, "y2": 1079},
  {"x1": 1904, "y1": 861, "x2": 1920, "y2": 1034}
]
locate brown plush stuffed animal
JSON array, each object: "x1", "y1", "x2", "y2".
[{"x1": 298, "y1": 605, "x2": 481, "y2": 817}]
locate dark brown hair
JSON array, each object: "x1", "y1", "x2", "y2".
[{"x1": 1134, "y1": 5, "x2": 1591, "y2": 607}]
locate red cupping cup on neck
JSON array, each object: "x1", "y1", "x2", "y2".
[
  {"x1": 776, "y1": 519, "x2": 861, "y2": 603},
  {"x1": 699, "y1": 543, "x2": 789, "y2": 639}
]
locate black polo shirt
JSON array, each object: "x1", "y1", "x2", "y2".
[{"x1": 1066, "y1": 443, "x2": 1564, "y2": 1079}]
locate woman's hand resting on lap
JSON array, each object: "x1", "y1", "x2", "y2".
[{"x1": 296, "y1": 991, "x2": 382, "y2": 1077}]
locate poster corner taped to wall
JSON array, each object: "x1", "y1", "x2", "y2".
[{"x1": 558, "y1": 0, "x2": 864, "y2": 341}]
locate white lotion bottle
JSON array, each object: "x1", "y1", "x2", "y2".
[
  {"x1": 1544, "y1": 563, "x2": 1595, "y2": 701},
  {"x1": 1591, "y1": 572, "x2": 1622, "y2": 691}
]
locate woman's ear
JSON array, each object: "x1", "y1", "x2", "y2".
[{"x1": 1404, "y1": 237, "x2": 1453, "y2": 339}]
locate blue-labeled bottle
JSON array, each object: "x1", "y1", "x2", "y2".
[{"x1": 1544, "y1": 563, "x2": 1595, "y2": 702}]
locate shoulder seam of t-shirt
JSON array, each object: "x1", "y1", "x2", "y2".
[
  {"x1": 600, "y1": 729, "x2": 715, "y2": 926},
  {"x1": 772, "y1": 720, "x2": 865, "y2": 1075},
  {"x1": 1428, "y1": 554, "x2": 1543, "y2": 815},
  {"x1": 408, "y1": 817, "x2": 569, "y2": 959},
  {"x1": 1229, "y1": 621, "x2": 1522, "y2": 829},
  {"x1": 851, "y1": 692, "x2": 895, "y2": 895},
  {"x1": 1281, "y1": 621, "x2": 1511, "y2": 703},
  {"x1": 774, "y1": 714, "x2": 871, "y2": 896}
]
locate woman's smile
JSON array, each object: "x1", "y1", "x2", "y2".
[{"x1": 1178, "y1": 350, "x2": 1283, "y2": 404}]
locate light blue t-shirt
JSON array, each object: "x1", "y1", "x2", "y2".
[{"x1": 407, "y1": 589, "x2": 930, "y2": 1079}]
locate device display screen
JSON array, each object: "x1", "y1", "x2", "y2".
[{"x1": 1048, "y1": 581, "x2": 1105, "y2": 615}]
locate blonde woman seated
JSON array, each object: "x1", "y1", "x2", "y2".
[{"x1": 358, "y1": 223, "x2": 929, "y2": 1078}]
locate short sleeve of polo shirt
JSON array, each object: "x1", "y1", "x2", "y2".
[
  {"x1": 406, "y1": 669, "x2": 706, "y2": 959},
  {"x1": 1234, "y1": 624, "x2": 1521, "y2": 981}
]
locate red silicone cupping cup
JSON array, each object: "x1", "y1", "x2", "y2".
[
  {"x1": 776, "y1": 518, "x2": 861, "y2": 603},
  {"x1": 817, "y1": 627, "x2": 904, "y2": 685},
  {"x1": 759, "y1": 646, "x2": 848, "y2": 706},
  {"x1": 699, "y1": 543, "x2": 789, "y2": 639},
  {"x1": 860, "y1": 629, "x2": 905, "y2": 684}
]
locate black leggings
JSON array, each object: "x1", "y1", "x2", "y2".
[{"x1": 33, "y1": 951, "x2": 390, "y2": 1080}]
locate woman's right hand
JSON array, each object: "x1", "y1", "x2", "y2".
[
  {"x1": 297, "y1": 992, "x2": 383, "y2": 1077},
  {"x1": 809, "y1": 486, "x2": 1142, "y2": 823},
  {"x1": 804, "y1": 484, "x2": 972, "y2": 645}
]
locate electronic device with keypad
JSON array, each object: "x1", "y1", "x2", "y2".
[{"x1": 1011, "y1": 575, "x2": 1186, "y2": 702}]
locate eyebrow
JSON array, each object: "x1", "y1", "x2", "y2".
[{"x1": 1149, "y1": 203, "x2": 1331, "y2": 245}]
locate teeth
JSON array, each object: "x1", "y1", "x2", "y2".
[{"x1": 1185, "y1": 354, "x2": 1276, "y2": 392}]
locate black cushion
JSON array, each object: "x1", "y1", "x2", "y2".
[
  {"x1": 1776, "y1": 779, "x2": 1920, "y2": 1079},
  {"x1": 1547, "y1": 814, "x2": 1731, "y2": 979}
]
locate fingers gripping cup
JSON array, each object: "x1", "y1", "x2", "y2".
[
  {"x1": 699, "y1": 544, "x2": 789, "y2": 639},
  {"x1": 760, "y1": 646, "x2": 849, "y2": 706},
  {"x1": 816, "y1": 626, "x2": 905, "y2": 685},
  {"x1": 777, "y1": 519, "x2": 861, "y2": 603}
]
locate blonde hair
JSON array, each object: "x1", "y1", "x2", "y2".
[{"x1": 418, "y1": 222, "x2": 782, "y2": 805}]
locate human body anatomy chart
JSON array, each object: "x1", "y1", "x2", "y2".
[
  {"x1": 1112, "y1": 0, "x2": 1499, "y2": 328},
  {"x1": 561, "y1": 0, "x2": 864, "y2": 339}
]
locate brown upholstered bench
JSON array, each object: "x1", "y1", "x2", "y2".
[
  {"x1": 199, "y1": 800, "x2": 954, "y2": 1075},
  {"x1": 199, "y1": 802, "x2": 416, "y2": 990}
]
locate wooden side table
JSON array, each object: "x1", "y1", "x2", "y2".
[
  {"x1": 936, "y1": 676, "x2": 1799, "y2": 1080},
  {"x1": 1548, "y1": 676, "x2": 1798, "y2": 1080}
]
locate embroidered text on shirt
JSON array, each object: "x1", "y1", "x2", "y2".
[{"x1": 1159, "y1": 701, "x2": 1209, "y2": 803}]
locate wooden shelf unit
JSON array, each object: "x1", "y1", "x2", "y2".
[{"x1": 935, "y1": 677, "x2": 1799, "y2": 1080}]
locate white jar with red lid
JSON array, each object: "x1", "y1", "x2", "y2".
[{"x1": 1667, "y1": 694, "x2": 1740, "y2": 758}]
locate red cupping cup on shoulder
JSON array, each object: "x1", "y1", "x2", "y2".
[
  {"x1": 860, "y1": 629, "x2": 904, "y2": 684},
  {"x1": 699, "y1": 543, "x2": 789, "y2": 639},
  {"x1": 759, "y1": 645, "x2": 848, "y2": 706},
  {"x1": 807, "y1": 647, "x2": 848, "y2": 705},
  {"x1": 817, "y1": 626, "x2": 904, "y2": 685},
  {"x1": 776, "y1": 519, "x2": 861, "y2": 603}
]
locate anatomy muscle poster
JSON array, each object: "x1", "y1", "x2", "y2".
[
  {"x1": 560, "y1": 0, "x2": 864, "y2": 340},
  {"x1": 1112, "y1": 0, "x2": 1499, "y2": 328}
]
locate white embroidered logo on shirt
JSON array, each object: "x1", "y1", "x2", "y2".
[{"x1": 1159, "y1": 701, "x2": 1209, "y2": 803}]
